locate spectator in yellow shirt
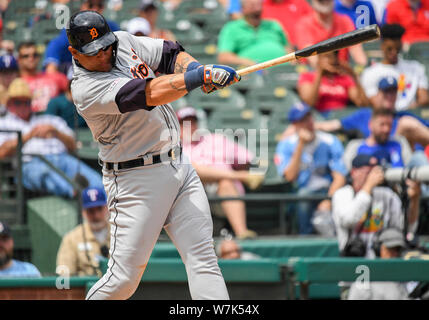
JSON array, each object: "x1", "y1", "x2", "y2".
[{"x1": 56, "y1": 187, "x2": 110, "y2": 277}]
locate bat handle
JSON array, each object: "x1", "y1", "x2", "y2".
[{"x1": 237, "y1": 52, "x2": 297, "y2": 77}]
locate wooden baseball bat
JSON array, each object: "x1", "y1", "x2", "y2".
[{"x1": 236, "y1": 24, "x2": 380, "y2": 77}]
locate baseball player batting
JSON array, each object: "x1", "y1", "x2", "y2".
[{"x1": 67, "y1": 10, "x2": 239, "y2": 300}]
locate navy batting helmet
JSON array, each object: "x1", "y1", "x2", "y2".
[{"x1": 66, "y1": 10, "x2": 118, "y2": 57}]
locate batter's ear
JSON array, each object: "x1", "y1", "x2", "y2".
[{"x1": 68, "y1": 46, "x2": 78, "y2": 58}]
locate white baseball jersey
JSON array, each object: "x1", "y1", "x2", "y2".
[{"x1": 71, "y1": 31, "x2": 180, "y2": 162}]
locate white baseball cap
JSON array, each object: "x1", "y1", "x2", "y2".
[{"x1": 127, "y1": 17, "x2": 151, "y2": 36}]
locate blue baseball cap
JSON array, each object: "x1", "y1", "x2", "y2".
[
  {"x1": 352, "y1": 154, "x2": 378, "y2": 168},
  {"x1": 81, "y1": 187, "x2": 107, "y2": 209},
  {"x1": 378, "y1": 76, "x2": 398, "y2": 91},
  {"x1": 288, "y1": 102, "x2": 312, "y2": 122},
  {"x1": 0, "y1": 54, "x2": 18, "y2": 71}
]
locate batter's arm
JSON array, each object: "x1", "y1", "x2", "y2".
[
  {"x1": 173, "y1": 51, "x2": 199, "y2": 74},
  {"x1": 144, "y1": 74, "x2": 189, "y2": 106}
]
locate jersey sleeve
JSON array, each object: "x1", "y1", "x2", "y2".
[
  {"x1": 71, "y1": 74, "x2": 132, "y2": 117},
  {"x1": 122, "y1": 32, "x2": 164, "y2": 73}
]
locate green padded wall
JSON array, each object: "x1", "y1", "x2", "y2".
[{"x1": 27, "y1": 197, "x2": 79, "y2": 275}]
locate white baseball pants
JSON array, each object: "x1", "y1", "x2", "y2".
[{"x1": 86, "y1": 155, "x2": 229, "y2": 300}]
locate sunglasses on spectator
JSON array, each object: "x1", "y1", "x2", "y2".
[
  {"x1": 9, "y1": 99, "x2": 32, "y2": 107},
  {"x1": 84, "y1": 44, "x2": 112, "y2": 57},
  {"x1": 19, "y1": 53, "x2": 40, "y2": 59}
]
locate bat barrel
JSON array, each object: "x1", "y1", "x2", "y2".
[{"x1": 295, "y1": 24, "x2": 380, "y2": 59}]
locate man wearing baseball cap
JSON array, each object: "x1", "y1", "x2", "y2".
[
  {"x1": 0, "y1": 221, "x2": 41, "y2": 277},
  {"x1": 177, "y1": 106, "x2": 263, "y2": 239},
  {"x1": 275, "y1": 102, "x2": 347, "y2": 235},
  {"x1": 332, "y1": 154, "x2": 420, "y2": 259},
  {"x1": 56, "y1": 187, "x2": 110, "y2": 276},
  {"x1": 316, "y1": 75, "x2": 429, "y2": 153},
  {"x1": 133, "y1": 0, "x2": 176, "y2": 41}
]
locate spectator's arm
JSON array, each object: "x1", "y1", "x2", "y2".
[
  {"x1": 283, "y1": 138, "x2": 305, "y2": 182},
  {"x1": 406, "y1": 179, "x2": 420, "y2": 234},
  {"x1": 349, "y1": 44, "x2": 367, "y2": 67},
  {"x1": 328, "y1": 171, "x2": 346, "y2": 197},
  {"x1": 217, "y1": 22, "x2": 255, "y2": 66},
  {"x1": 55, "y1": 129, "x2": 76, "y2": 152},
  {"x1": 45, "y1": 63, "x2": 59, "y2": 74},
  {"x1": 413, "y1": 88, "x2": 429, "y2": 108},
  {"x1": 0, "y1": 132, "x2": 34, "y2": 158},
  {"x1": 314, "y1": 119, "x2": 342, "y2": 132},
  {"x1": 332, "y1": 187, "x2": 372, "y2": 229},
  {"x1": 297, "y1": 70, "x2": 323, "y2": 107}
]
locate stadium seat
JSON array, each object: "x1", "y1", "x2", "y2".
[
  {"x1": 186, "y1": 87, "x2": 247, "y2": 115},
  {"x1": 76, "y1": 129, "x2": 99, "y2": 160},
  {"x1": 246, "y1": 85, "x2": 300, "y2": 115},
  {"x1": 263, "y1": 64, "x2": 309, "y2": 89},
  {"x1": 406, "y1": 41, "x2": 429, "y2": 63},
  {"x1": 324, "y1": 106, "x2": 358, "y2": 120},
  {"x1": 183, "y1": 43, "x2": 218, "y2": 65}
]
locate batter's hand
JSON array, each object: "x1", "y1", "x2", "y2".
[
  {"x1": 201, "y1": 83, "x2": 218, "y2": 94},
  {"x1": 203, "y1": 64, "x2": 241, "y2": 89}
]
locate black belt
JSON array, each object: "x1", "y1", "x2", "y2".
[{"x1": 100, "y1": 146, "x2": 181, "y2": 171}]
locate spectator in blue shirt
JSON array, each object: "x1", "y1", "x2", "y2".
[
  {"x1": 43, "y1": 0, "x2": 120, "y2": 78},
  {"x1": 343, "y1": 108, "x2": 413, "y2": 170},
  {"x1": 275, "y1": 102, "x2": 347, "y2": 234},
  {"x1": 0, "y1": 221, "x2": 41, "y2": 278},
  {"x1": 315, "y1": 76, "x2": 429, "y2": 151},
  {"x1": 334, "y1": 0, "x2": 378, "y2": 28}
]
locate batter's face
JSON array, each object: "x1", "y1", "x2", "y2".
[{"x1": 69, "y1": 45, "x2": 114, "y2": 72}]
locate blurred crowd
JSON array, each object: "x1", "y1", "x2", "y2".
[{"x1": 0, "y1": 0, "x2": 428, "y2": 299}]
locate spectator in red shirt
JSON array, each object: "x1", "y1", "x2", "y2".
[
  {"x1": 17, "y1": 42, "x2": 68, "y2": 113},
  {"x1": 386, "y1": 0, "x2": 429, "y2": 44},
  {"x1": 298, "y1": 50, "x2": 369, "y2": 114},
  {"x1": 261, "y1": 0, "x2": 313, "y2": 48},
  {"x1": 295, "y1": 0, "x2": 367, "y2": 68}
]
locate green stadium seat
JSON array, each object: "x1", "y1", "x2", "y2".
[
  {"x1": 208, "y1": 108, "x2": 262, "y2": 131},
  {"x1": 183, "y1": 43, "x2": 218, "y2": 65},
  {"x1": 76, "y1": 128, "x2": 99, "y2": 160},
  {"x1": 246, "y1": 85, "x2": 300, "y2": 115},
  {"x1": 27, "y1": 196, "x2": 79, "y2": 274},
  {"x1": 406, "y1": 41, "x2": 429, "y2": 62},
  {"x1": 263, "y1": 63, "x2": 309, "y2": 88},
  {"x1": 186, "y1": 87, "x2": 247, "y2": 114},
  {"x1": 170, "y1": 20, "x2": 208, "y2": 45},
  {"x1": 324, "y1": 106, "x2": 358, "y2": 120}
]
